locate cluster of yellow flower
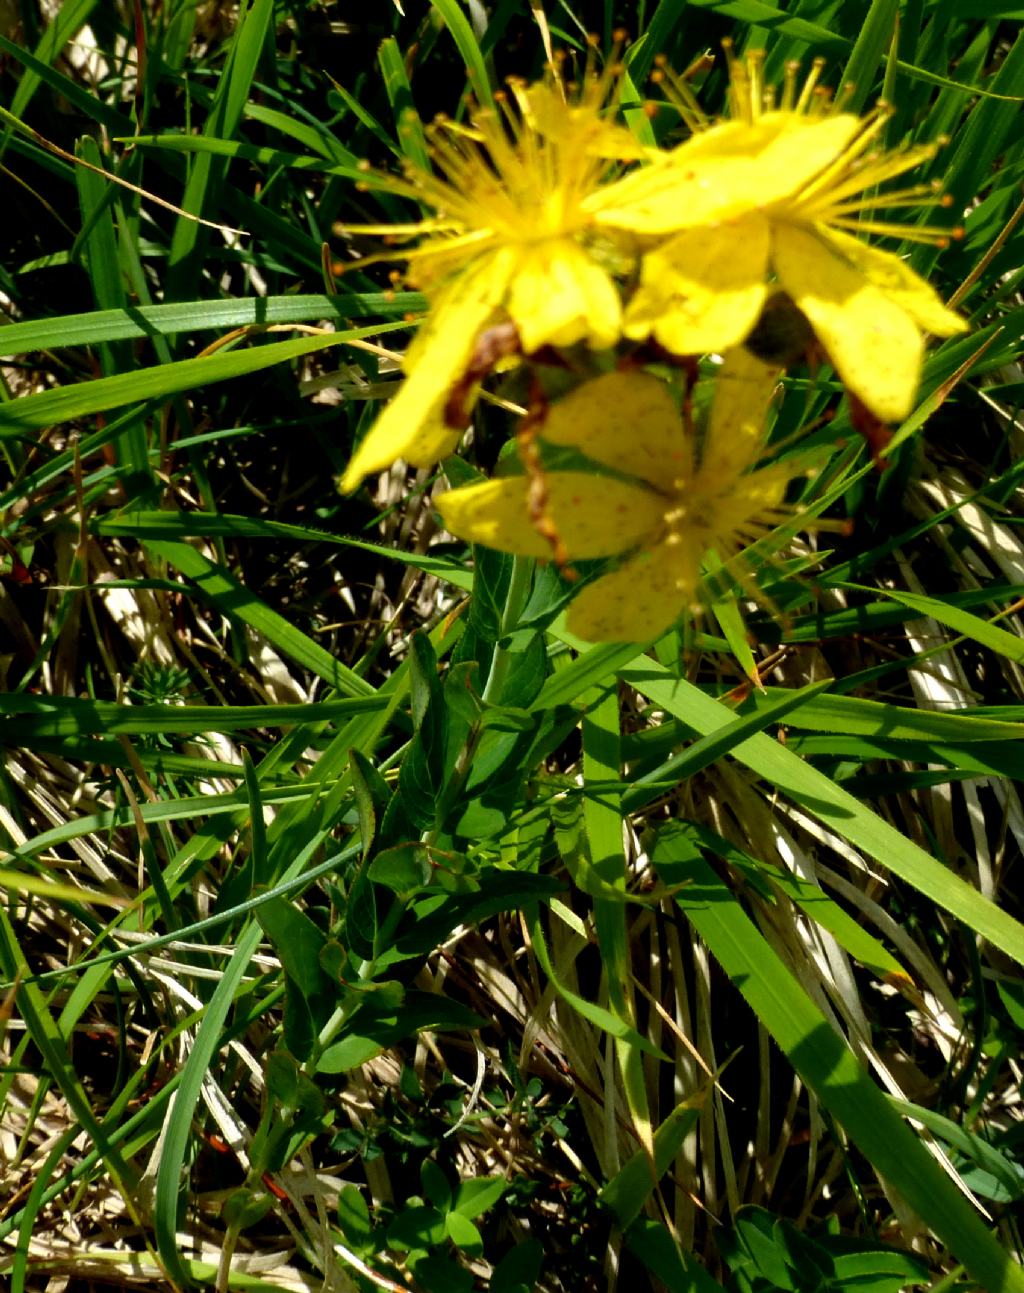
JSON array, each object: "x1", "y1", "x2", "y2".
[{"x1": 336, "y1": 43, "x2": 965, "y2": 643}]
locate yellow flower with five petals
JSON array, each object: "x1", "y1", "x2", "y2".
[
  {"x1": 338, "y1": 61, "x2": 644, "y2": 493},
  {"x1": 590, "y1": 49, "x2": 967, "y2": 423},
  {"x1": 437, "y1": 352, "x2": 803, "y2": 643}
]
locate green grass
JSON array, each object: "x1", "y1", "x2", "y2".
[{"x1": 1, "y1": 3, "x2": 1024, "y2": 1292}]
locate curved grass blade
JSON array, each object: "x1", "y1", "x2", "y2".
[
  {"x1": 0, "y1": 694, "x2": 383, "y2": 738},
  {"x1": 0, "y1": 295, "x2": 419, "y2": 355},
  {"x1": 839, "y1": 0, "x2": 899, "y2": 113},
  {"x1": 430, "y1": 0, "x2": 495, "y2": 108},
  {"x1": 0, "y1": 327, "x2": 382, "y2": 435},
  {"x1": 165, "y1": 0, "x2": 275, "y2": 298}
]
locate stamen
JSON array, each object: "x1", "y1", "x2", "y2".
[
  {"x1": 827, "y1": 216, "x2": 955, "y2": 244},
  {"x1": 781, "y1": 60, "x2": 801, "y2": 112},
  {"x1": 809, "y1": 84, "x2": 834, "y2": 116},
  {"x1": 824, "y1": 182, "x2": 949, "y2": 216},
  {"x1": 793, "y1": 57, "x2": 827, "y2": 114},
  {"x1": 746, "y1": 48, "x2": 766, "y2": 119},
  {"x1": 683, "y1": 50, "x2": 715, "y2": 81},
  {"x1": 334, "y1": 46, "x2": 634, "y2": 315},
  {"x1": 333, "y1": 220, "x2": 451, "y2": 237},
  {"x1": 794, "y1": 141, "x2": 943, "y2": 224},
  {"x1": 333, "y1": 229, "x2": 495, "y2": 276},
  {"x1": 651, "y1": 54, "x2": 711, "y2": 133},
  {"x1": 723, "y1": 40, "x2": 753, "y2": 124}
]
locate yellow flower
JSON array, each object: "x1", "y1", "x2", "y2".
[
  {"x1": 338, "y1": 58, "x2": 643, "y2": 492},
  {"x1": 590, "y1": 49, "x2": 967, "y2": 423},
  {"x1": 437, "y1": 353, "x2": 802, "y2": 643}
]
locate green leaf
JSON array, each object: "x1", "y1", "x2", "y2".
[
  {"x1": 710, "y1": 585, "x2": 758, "y2": 683},
  {"x1": 933, "y1": 26, "x2": 1024, "y2": 223},
  {"x1": 349, "y1": 748, "x2": 390, "y2": 860},
  {"x1": 409, "y1": 1250, "x2": 475, "y2": 1293},
  {"x1": 421, "y1": 1159, "x2": 453, "y2": 1212},
  {"x1": 392, "y1": 632, "x2": 447, "y2": 831},
  {"x1": 0, "y1": 694, "x2": 381, "y2": 738},
  {"x1": 316, "y1": 994, "x2": 485, "y2": 1074},
  {"x1": 467, "y1": 546, "x2": 514, "y2": 643},
  {"x1": 529, "y1": 909, "x2": 668, "y2": 1060},
  {"x1": 387, "y1": 1205, "x2": 447, "y2": 1251},
  {"x1": 997, "y1": 979, "x2": 1024, "y2": 1030},
  {"x1": 368, "y1": 843, "x2": 432, "y2": 895},
  {"x1": 839, "y1": 0, "x2": 900, "y2": 113},
  {"x1": 254, "y1": 898, "x2": 330, "y2": 1001},
  {"x1": 867, "y1": 586, "x2": 1024, "y2": 664},
  {"x1": 444, "y1": 1210, "x2": 483, "y2": 1253},
  {"x1": 889, "y1": 1099, "x2": 1024, "y2": 1203},
  {"x1": 154, "y1": 921, "x2": 264, "y2": 1286},
  {"x1": 379, "y1": 36, "x2": 430, "y2": 170},
  {"x1": 452, "y1": 1176, "x2": 507, "y2": 1219},
  {"x1": 685, "y1": 824, "x2": 909, "y2": 983},
  {"x1": 737, "y1": 687, "x2": 1024, "y2": 743},
  {"x1": 530, "y1": 642, "x2": 648, "y2": 712},
  {"x1": 166, "y1": 0, "x2": 275, "y2": 297},
  {"x1": 721, "y1": 1210, "x2": 797, "y2": 1292},
  {"x1": 0, "y1": 32, "x2": 129, "y2": 134},
  {"x1": 8, "y1": 0, "x2": 98, "y2": 119},
  {"x1": 92, "y1": 511, "x2": 473, "y2": 591},
  {"x1": 621, "y1": 680, "x2": 836, "y2": 812},
  {"x1": 337, "y1": 1184, "x2": 374, "y2": 1253},
  {"x1": 828, "y1": 1248, "x2": 931, "y2": 1293},
  {"x1": 950, "y1": 1, "x2": 1024, "y2": 12},
  {"x1": 264, "y1": 1051, "x2": 300, "y2": 1107},
  {"x1": 221, "y1": 1188, "x2": 274, "y2": 1231}
]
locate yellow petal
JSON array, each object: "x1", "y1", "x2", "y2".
[
  {"x1": 624, "y1": 217, "x2": 770, "y2": 355},
  {"x1": 709, "y1": 467, "x2": 791, "y2": 538},
  {"x1": 505, "y1": 241, "x2": 621, "y2": 352},
  {"x1": 755, "y1": 113, "x2": 863, "y2": 207},
  {"x1": 772, "y1": 222, "x2": 923, "y2": 423},
  {"x1": 540, "y1": 371, "x2": 691, "y2": 486},
  {"x1": 701, "y1": 348, "x2": 781, "y2": 482},
  {"x1": 525, "y1": 83, "x2": 647, "y2": 161},
  {"x1": 589, "y1": 114, "x2": 861, "y2": 235},
  {"x1": 567, "y1": 541, "x2": 700, "y2": 642},
  {"x1": 437, "y1": 472, "x2": 664, "y2": 560},
  {"x1": 820, "y1": 227, "x2": 968, "y2": 337},
  {"x1": 340, "y1": 253, "x2": 513, "y2": 491}
]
